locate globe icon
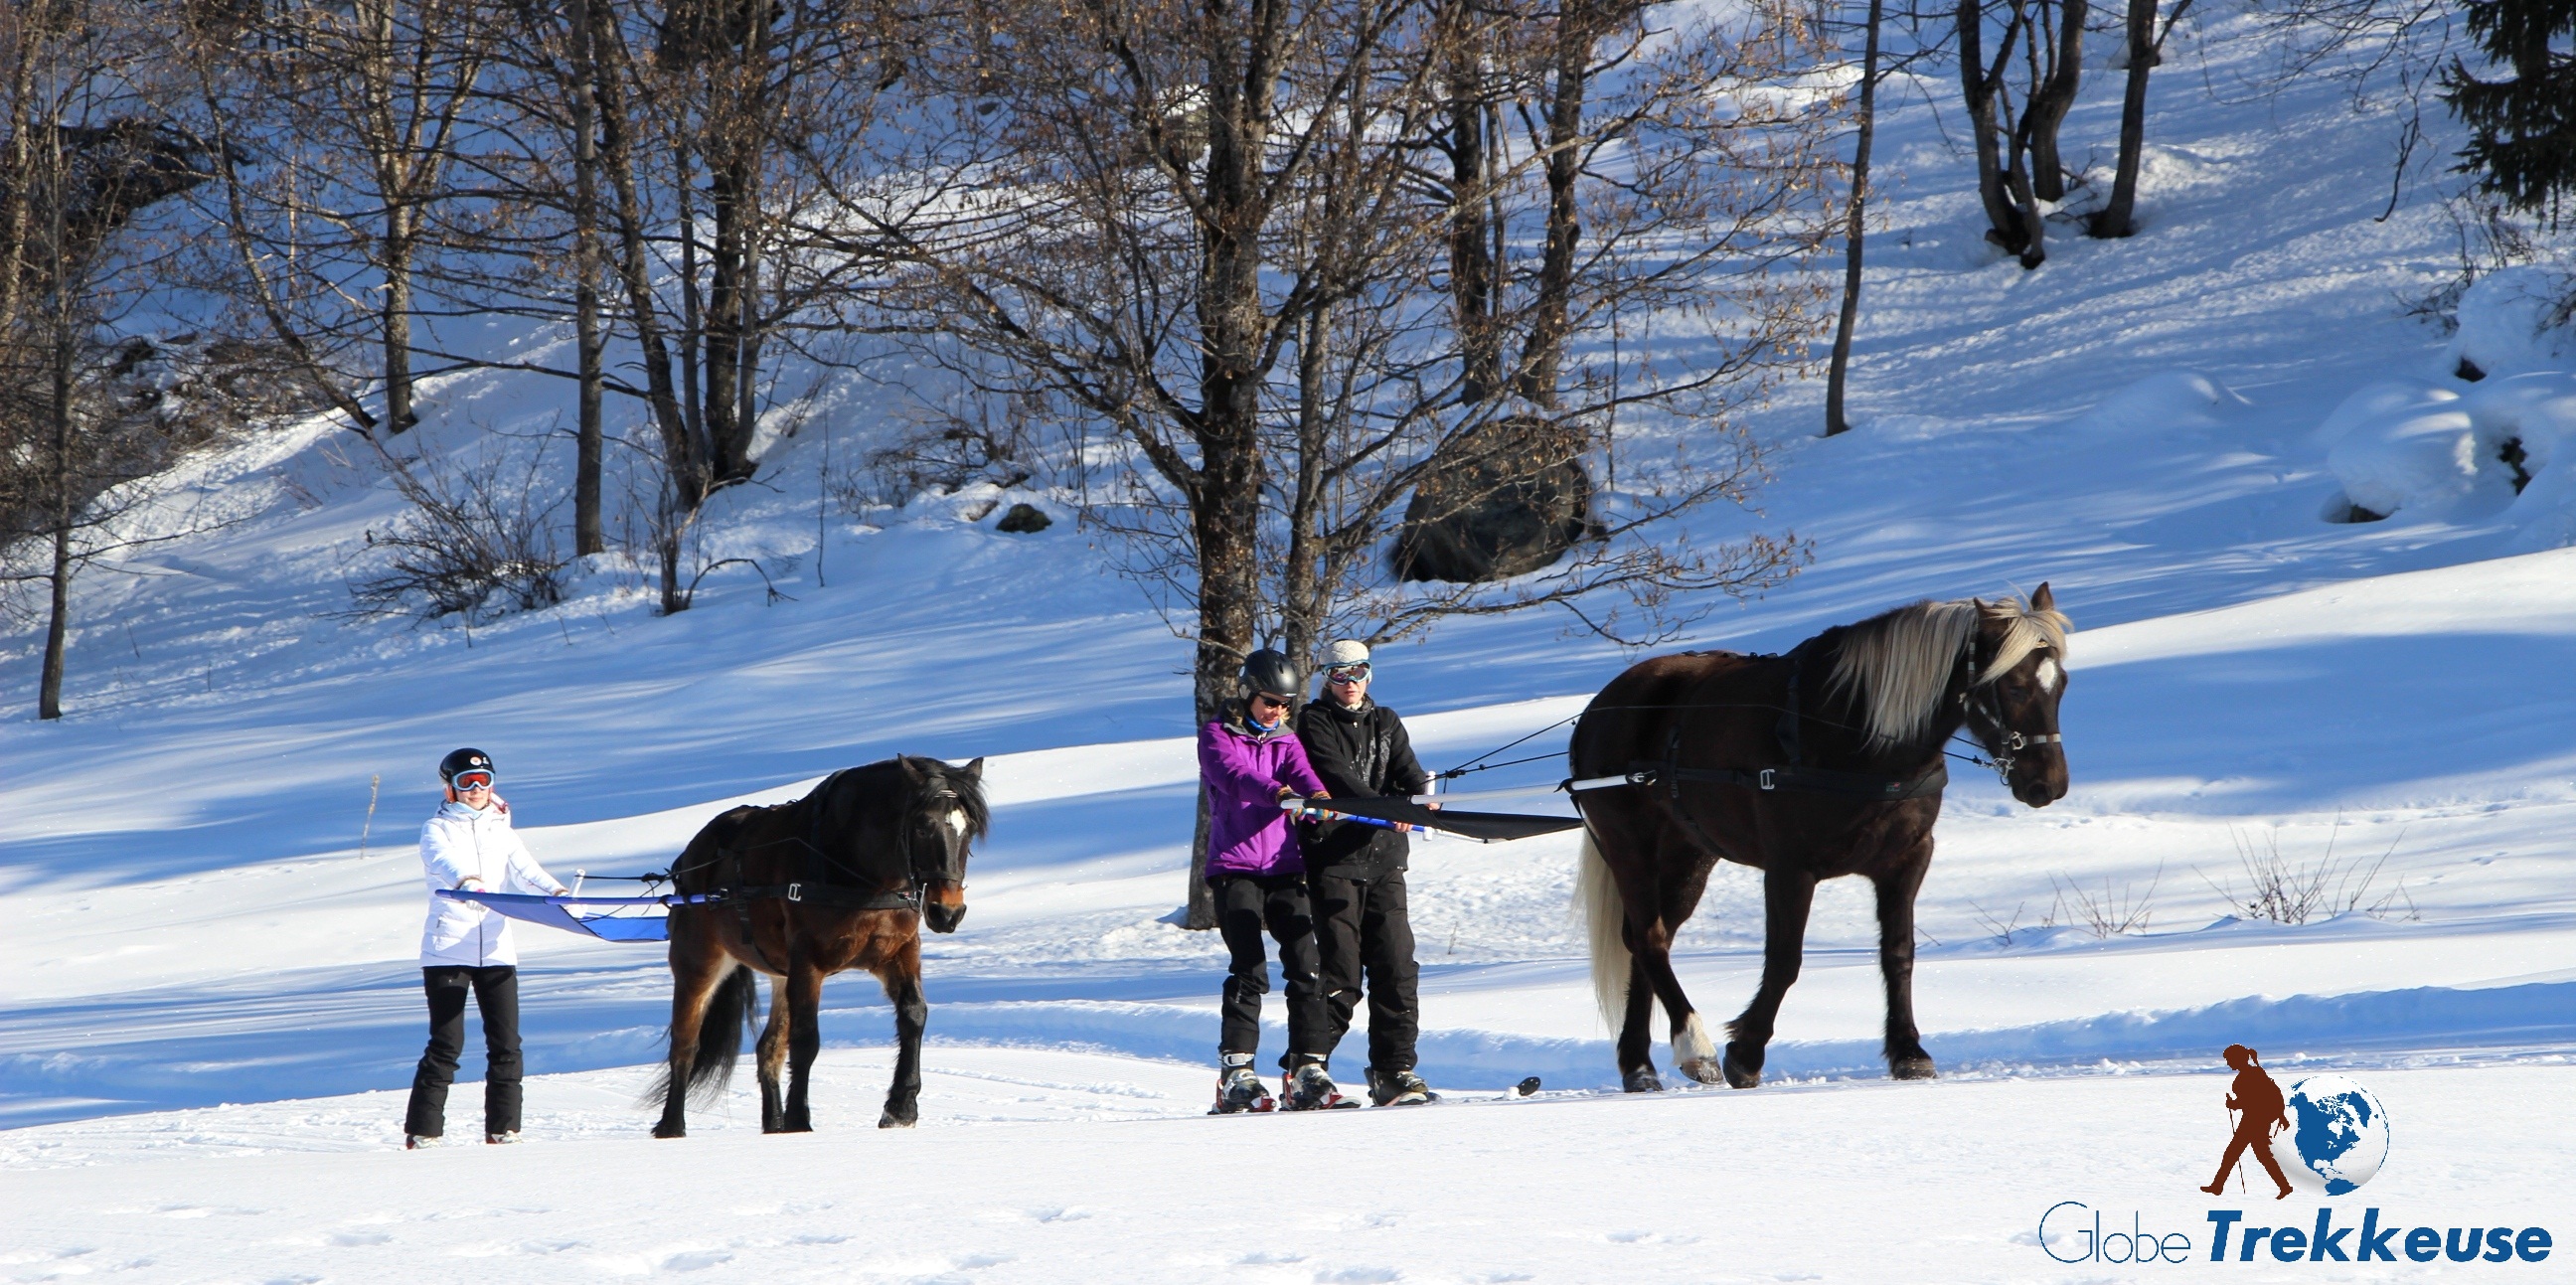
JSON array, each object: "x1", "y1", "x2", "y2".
[{"x1": 2277, "y1": 1074, "x2": 2390, "y2": 1195}]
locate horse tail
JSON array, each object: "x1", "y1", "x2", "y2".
[
  {"x1": 641, "y1": 965, "x2": 759, "y2": 1109},
  {"x1": 687, "y1": 966, "x2": 758, "y2": 1105},
  {"x1": 1574, "y1": 831, "x2": 1631, "y2": 1032}
]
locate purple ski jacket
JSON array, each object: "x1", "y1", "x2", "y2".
[{"x1": 1200, "y1": 704, "x2": 1331, "y2": 880}]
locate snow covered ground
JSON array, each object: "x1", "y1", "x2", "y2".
[
  {"x1": 3, "y1": 1055, "x2": 2566, "y2": 1283},
  {"x1": 3, "y1": 11, "x2": 2573, "y2": 1282}
]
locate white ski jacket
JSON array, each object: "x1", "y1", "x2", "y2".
[{"x1": 417, "y1": 800, "x2": 565, "y2": 967}]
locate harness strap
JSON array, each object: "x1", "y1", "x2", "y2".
[
  {"x1": 1636, "y1": 760, "x2": 1951, "y2": 802},
  {"x1": 719, "y1": 883, "x2": 924, "y2": 912}
]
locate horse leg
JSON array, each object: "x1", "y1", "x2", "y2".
[
  {"x1": 877, "y1": 938, "x2": 928, "y2": 1129},
  {"x1": 757, "y1": 974, "x2": 791, "y2": 1132},
  {"x1": 781, "y1": 951, "x2": 824, "y2": 1133},
  {"x1": 1873, "y1": 850, "x2": 1938, "y2": 1080},
  {"x1": 1722, "y1": 866, "x2": 1818, "y2": 1089},
  {"x1": 653, "y1": 935, "x2": 729, "y2": 1139},
  {"x1": 1638, "y1": 852, "x2": 1721, "y2": 1085},
  {"x1": 1634, "y1": 930, "x2": 1720, "y2": 1085},
  {"x1": 1616, "y1": 936, "x2": 1662, "y2": 1092}
]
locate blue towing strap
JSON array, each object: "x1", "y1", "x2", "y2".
[
  {"x1": 435, "y1": 888, "x2": 687, "y2": 944},
  {"x1": 1287, "y1": 795, "x2": 1586, "y2": 843}
]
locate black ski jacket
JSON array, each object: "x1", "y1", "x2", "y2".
[{"x1": 1295, "y1": 697, "x2": 1432, "y2": 881}]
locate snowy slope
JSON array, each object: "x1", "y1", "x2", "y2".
[{"x1": 2, "y1": 10, "x2": 2572, "y2": 1281}]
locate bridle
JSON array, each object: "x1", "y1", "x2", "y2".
[
  {"x1": 900, "y1": 785, "x2": 973, "y2": 896},
  {"x1": 1953, "y1": 643, "x2": 2063, "y2": 786}
]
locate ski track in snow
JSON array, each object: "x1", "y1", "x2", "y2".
[{"x1": 2, "y1": 13, "x2": 2573, "y2": 1281}]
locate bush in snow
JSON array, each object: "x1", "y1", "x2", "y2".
[
  {"x1": 344, "y1": 451, "x2": 568, "y2": 624},
  {"x1": 2442, "y1": 264, "x2": 2576, "y2": 381},
  {"x1": 2200, "y1": 825, "x2": 2412, "y2": 925},
  {"x1": 2315, "y1": 370, "x2": 2576, "y2": 544}
]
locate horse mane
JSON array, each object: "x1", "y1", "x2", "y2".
[
  {"x1": 905, "y1": 755, "x2": 992, "y2": 842},
  {"x1": 1826, "y1": 594, "x2": 2071, "y2": 749},
  {"x1": 806, "y1": 756, "x2": 992, "y2": 864}
]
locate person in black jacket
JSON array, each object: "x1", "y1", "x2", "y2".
[{"x1": 1294, "y1": 640, "x2": 1439, "y2": 1106}]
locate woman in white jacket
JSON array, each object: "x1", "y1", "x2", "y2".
[{"x1": 404, "y1": 747, "x2": 566, "y2": 1148}]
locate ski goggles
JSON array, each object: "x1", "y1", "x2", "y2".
[
  {"x1": 450, "y1": 769, "x2": 495, "y2": 792},
  {"x1": 1324, "y1": 664, "x2": 1371, "y2": 686}
]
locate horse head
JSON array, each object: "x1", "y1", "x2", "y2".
[
  {"x1": 1963, "y1": 582, "x2": 2071, "y2": 807},
  {"x1": 899, "y1": 755, "x2": 987, "y2": 933}
]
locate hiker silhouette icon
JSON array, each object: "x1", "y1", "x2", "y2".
[{"x1": 2201, "y1": 1044, "x2": 2294, "y2": 1200}]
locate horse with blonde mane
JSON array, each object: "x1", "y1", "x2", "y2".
[{"x1": 1569, "y1": 585, "x2": 2072, "y2": 1091}]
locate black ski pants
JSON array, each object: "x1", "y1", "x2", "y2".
[
  {"x1": 404, "y1": 964, "x2": 522, "y2": 1138},
  {"x1": 1211, "y1": 874, "x2": 1329, "y2": 1066},
  {"x1": 1310, "y1": 870, "x2": 1420, "y2": 1073}
]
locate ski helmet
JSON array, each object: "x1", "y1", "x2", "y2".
[
  {"x1": 438, "y1": 747, "x2": 495, "y2": 785},
  {"x1": 1239, "y1": 649, "x2": 1300, "y2": 701}
]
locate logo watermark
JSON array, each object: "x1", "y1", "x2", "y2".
[{"x1": 2027, "y1": 1046, "x2": 2549, "y2": 1267}]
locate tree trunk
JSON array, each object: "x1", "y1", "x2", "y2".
[
  {"x1": 2091, "y1": 0, "x2": 2156, "y2": 239},
  {"x1": 1442, "y1": 10, "x2": 1500, "y2": 405},
  {"x1": 2005, "y1": 79, "x2": 2047, "y2": 267},
  {"x1": 1824, "y1": 0, "x2": 1883, "y2": 437},
  {"x1": 38, "y1": 299, "x2": 72, "y2": 722},
  {"x1": 1280, "y1": 297, "x2": 1332, "y2": 672},
  {"x1": 383, "y1": 209, "x2": 416, "y2": 432},
  {"x1": 2021, "y1": 0, "x2": 2084, "y2": 203},
  {"x1": 1182, "y1": 0, "x2": 1282, "y2": 929},
  {"x1": 571, "y1": 0, "x2": 605, "y2": 554},
  {"x1": 704, "y1": 155, "x2": 757, "y2": 481},
  {"x1": 1957, "y1": 0, "x2": 2036, "y2": 263},
  {"x1": 593, "y1": 5, "x2": 709, "y2": 610},
  {"x1": 0, "y1": 32, "x2": 36, "y2": 338},
  {"x1": 360, "y1": 0, "x2": 419, "y2": 433},
  {"x1": 1518, "y1": 0, "x2": 1597, "y2": 406},
  {"x1": 672, "y1": 141, "x2": 713, "y2": 473}
]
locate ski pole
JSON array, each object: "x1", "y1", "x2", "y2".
[{"x1": 2229, "y1": 1104, "x2": 2247, "y2": 1195}]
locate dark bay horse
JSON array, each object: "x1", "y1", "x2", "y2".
[
  {"x1": 649, "y1": 755, "x2": 987, "y2": 1136},
  {"x1": 1570, "y1": 586, "x2": 2070, "y2": 1091}
]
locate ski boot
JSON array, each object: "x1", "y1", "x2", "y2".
[
  {"x1": 1210, "y1": 1052, "x2": 1276, "y2": 1114},
  {"x1": 1365, "y1": 1066, "x2": 1438, "y2": 1106},
  {"x1": 1282, "y1": 1056, "x2": 1351, "y2": 1111}
]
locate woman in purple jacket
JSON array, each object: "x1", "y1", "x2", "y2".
[{"x1": 1202, "y1": 649, "x2": 1342, "y2": 1112}]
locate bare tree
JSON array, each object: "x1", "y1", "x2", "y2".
[
  {"x1": 272, "y1": 1, "x2": 495, "y2": 434},
  {"x1": 550, "y1": 0, "x2": 907, "y2": 611},
  {"x1": 1826, "y1": 0, "x2": 1886, "y2": 435},
  {"x1": 1956, "y1": 0, "x2": 2048, "y2": 265},
  {"x1": 0, "y1": 1, "x2": 240, "y2": 719},
  {"x1": 867, "y1": 0, "x2": 1830, "y2": 923},
  {"x1": 2018, "y1": 0, "x2": 2085, "y2": 204},
  {"x1": 2091, "y1": 0, "x2": 2194, "y2": 237},
  {"x1": 180, "y1": 6, "x2": 386, "y2": 433}
]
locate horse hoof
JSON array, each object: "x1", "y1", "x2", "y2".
[
  {"x1": 1721, "y1": 1044, "x2": 1762, "y2": 1089},
  {"x1": 1890, "y1": 1055, "x2": 1938, "y2": 1080},
  {"x1": 879, "y1": 1111, "x2": 917, "y2": 1129},
  {"x1": 1622, "y1": 1066, "x2": 1664, "y2": 1093},
  {"x1": 1677, "y1": 1056, "x2": 1725, "y2": 1086},
  {"x1": 651, "y1": 1123, "x2": 686, "y2": 1140}
]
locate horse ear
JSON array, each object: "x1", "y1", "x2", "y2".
[
  {"x1": 2031, "y1": 581, "x2": 2055, "y2": 612},
  {"x1": 898, "y1": 755, "x2": 926, "y2": 784},
  {"x1": 963, "y1": 756, "x2": 985, "y2": 781}
]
